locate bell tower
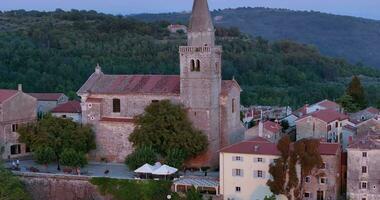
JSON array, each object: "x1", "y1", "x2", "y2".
[{"x1": 179, "y1": 0, "x2": 222, "y2": 167}]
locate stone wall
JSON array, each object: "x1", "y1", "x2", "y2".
[{"x1": 15, "y1": 172, "x2": 111, "y2": 200}]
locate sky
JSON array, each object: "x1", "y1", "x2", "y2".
[{"x1": 1, "y1": 0, "x2": 380, "y2": 20}]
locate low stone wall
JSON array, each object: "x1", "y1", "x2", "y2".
[{"x1": 14, "y1": 172, "x2": 112, "y2": 200}]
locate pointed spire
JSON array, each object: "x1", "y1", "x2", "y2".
[{"x1": 189, "y1": 0, "x2": 214, "y2": 32}]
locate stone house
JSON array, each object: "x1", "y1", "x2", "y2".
[
  {"x1": 347, "y1": 132, "x2": 380, "y2": 200},
  {"x1": 167, "y1": 24, "x2": 188, "y2": 34},
  {"x1": 77, "y1": 0, "x2": 245, "y2": 167},
  {"x1": 349, "y1": 107, "x2": 379, "y2": 124},
  {"x1": 293, "y1": 99, "x2": 341, "y2": 119},
  {"x1": 29, "y1": 93, "x2": 68, "y2": 115},
  {"x1": 51, "y1": 100, "x2": 82, "y2": 123},
  {"x1": 0, "y1": 85, "x2": 37, "y2": 159},
  {"x1": 245, "y1": 120, "x2": 282, "y2": 143},
  {"x1": 302, "y1": 143, "x2": 341, "y2": 200},
  {"x1": 296, "y1": 109, "x2": 349, "y2": 143}
]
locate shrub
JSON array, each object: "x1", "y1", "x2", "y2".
[{"x1": 125, "y1": 146, "x2": 157, "y2": 170}]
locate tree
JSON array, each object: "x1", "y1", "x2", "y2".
[
  {"x1": 165, "y1": 148, "x2": 186, "y2": 169},
  {"x1": 346, "y1": 76, "x2": 367, "y2": 109},
  {"x1": 18, "y1": 115, "x2": 96, "y2": 170},
  {"x1": 267, "y1": 136, "x2": 323, "y2": 200},
  {"x1": 60, "y1": 149, "x2": 87, "y2": 174},
  {"x1": 129, "y1": 100, "x2": 208, "y2": 165},
  {"x1": 281, "y1": 120, "x2": 289, "y2": 132},
  {"x1": 0, "y1": 164, "x2": 31, "y2": 200},
  {"x1": 264, "y1": 194, "x2": 276, "y2": 200},
  {"x1": 337, "y1": 94, "x2": 359, "y2": 113},
  {"x1": 185, "y1": 186, "x2": 202, "y2": 200},
  {"x1": 125, "y1": 146, "x2": 157, "y2": 170},
  {"x1": 34, "y1": 146, "x2": 56, "y2": 168}
]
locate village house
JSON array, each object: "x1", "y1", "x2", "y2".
[
  {"x1": 219, "y1": 137, "x2": 341, "y2": 200},
  {"x1": 167, "y1": 24, "x2": 188, "y2": 34},
  {"x1": 28, "y1": 92, "x2": 68, "y2": 115},
  {"x1": 347, "y1": 132, "x2": 380, "y2": 200},
  {"x1": 77, "y1": 0, "x2": 245, "y2": 167},
  {"x1": 245, "y1": 120, "x2": 282, "y2": 143},
  {"x1": 51, "y1": 100, "x2": 82, "y2": 123},
  {"x1": 296, "y1": 109, "x2": 349, "y2": 143},
  {"x1": 293, "y1": 100, "x2": 341, "y2": 119},
  {"x1": 349, "y1": 107, "x2": 379, "y2": 124},
  {"x1": 0, "y1": 85, "x2": 37, "y2": 159}
]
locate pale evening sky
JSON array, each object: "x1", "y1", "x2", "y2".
[{"x1": 1, "y1": 0, "x2": 379, "y2": 20}]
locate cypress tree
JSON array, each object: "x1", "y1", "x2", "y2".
[{"x1": 346, "y1": 75, "x2": 367, "y2": 109}]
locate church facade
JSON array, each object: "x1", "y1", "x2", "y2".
[{"x1": 77, "y1": 0, "x2": 244, "y2": 167}]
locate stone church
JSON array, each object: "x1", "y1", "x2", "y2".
[{"x1": 77, "y1": 0, "x2": 244, "y2": 167}]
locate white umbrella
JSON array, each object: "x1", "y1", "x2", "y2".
[
  {"x1": 134, "y1": 163, "x2": 154, "y2": 179},
  {"x1": 152, "y1": 164, "x2": 178, "y2": 175}
]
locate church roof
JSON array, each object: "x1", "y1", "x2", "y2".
[
  {"x1": 189, "y1": 0, "x2": 214, "y2": 32},
  {"x1": 77, "y1": 73, "x2": 181, "y2": 95},
  {"x1": 221, "y1": 80, "x2": 241, "y2": 96}
]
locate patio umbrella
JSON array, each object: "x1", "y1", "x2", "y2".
[
  {"x1": 134, "y1": 163, "x2": 154, "y2": 179},
  {"x1": 152, "y1": 164, "x2": 178, "y2": 176}
]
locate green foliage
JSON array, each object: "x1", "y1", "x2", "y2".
[
  {"x1": 280, "y1": 120, "x2": 289, "y2": 131},
  {"x1": 129, "y1": 100, "x2": 208, "y2": 164},
  {"x1": 264, "y1": 194, "x2": 276, "y2": 200},
  {"x1": 337, "y1": 94, "x2": 359, "y2": 113},
  {"x1": 0, "y1": 164, "x2": 31, "y2": 200},
  {"x1": 125, "y1": 146, "x2": 157, "y2": 170},
  {"x1": 0, "y1": 10, "x2": 380, "y2": 108},
  {"x1": 185, "y1": 186, "x2": 202, "y2": 200},
  {"x1": 17, "y1": 115, "x2": 95, "y2": 166},
  {"x1": 165, "y1": 148, "x2": 186, "y2": 169},
  {"x1": 34, "y1": 146, "x2": 56, "y2": 166},
  {"x1": 60, "y1": 149, "x2": 88, "y2": 168},
  {"x1": 267, "y1": 137, "x2": 323, "y2": 199},
  {"x1": 347, "y1": 76, "x2": 367, "y2": 109},
  {"x1": 90, "y1": 177, "x2": 172, "y2": 200}
]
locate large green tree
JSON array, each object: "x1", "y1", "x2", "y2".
[
  {"x1": 125, "y1": 146, "x2": 157, "y2": 170},
  {"x1": 347, "y1": 76, "x2": 367, "y2": 109},
  {"x1": 267, "y1": 137, "x2": 323, "y2": 200},
  {"x1": 0, "y1": 164, "x2": 31, "y2": 200},
  {"x1": 18, "y1": 115, "x2": 96, "y2": 170},
  {"x1": 337, "y1": 94, "x2": 359, "y2": 113},
  {"x1": 129, "y1": 100, "x2": 208, "y2": 165},
  {"x1": 60, "y1": 149, "x2": 88, "y2": 174}
]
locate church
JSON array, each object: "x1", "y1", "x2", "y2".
[{"x1": 77, "y1": 0, "x2": 244, "y2": 167}]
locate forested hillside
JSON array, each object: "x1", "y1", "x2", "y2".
[
  {"x1": 134, "y1": 7, "x2": 380, "y2": 69},
  {"x1": 0, "y1": 10, "x2": 380, "y2": 107}
]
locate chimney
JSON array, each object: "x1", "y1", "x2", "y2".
[
  {"x1": 254, "y1": 145, "x2": 260, "y2": 152},
  {"x1": 95, "y1": 63, "x2": 102, "y2": 74},
  {"x1": 259, "y1": 120, "x2": 264, "y2": 137},
  {"x1": 18, "y1": 84, "x2": 22, "y2": 91}
]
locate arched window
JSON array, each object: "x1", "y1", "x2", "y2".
[
  {"x1": 196, "y1": 60, "x2": 201, "y2": 71},
  {"x1": 232, "y1": 98, "x2": 236, "y2": 113},
  {"x1": 113, "y1": 98, "x2": 121, "y2": 113},
  {"x1": 190, "y1": 59, "x2": 195, "y2": 71}
]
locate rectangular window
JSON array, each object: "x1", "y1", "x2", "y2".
[
  {"x1": 360, "y1": 182, "x2": 367, "y2": 189},
  {"x1": 327, "y1": 125, "x2": 332, "y2": 131},
  {"x1": 257, "y1": 157, "x2": 263, "y2": 162},
  {"x1": 362, "y1": 152, "x2": 367, "y2": 157},
  {"x1": 235, "y1": 186, "x2": 241, "y2": 192},
  {"x1": 320, "y1": 162, "x2": 326, "y2": 169},
  {"x1": 152, "y1": 100, "x2": 159, "y2": 103},
  {"x1": 257, "y1": 170, "x2": 263, "y2": 178},
  {"x1": 112, "y1": 99, "x2": 121, "y2": 113},
  {"x1": 335, "y1": 122, "x2": 338, "y2": 128},
  {"x1": 304, "y1": 193, "x2": 310, "y2": 198},
  {"x1": 233, "y1": 169, "x2": 243, "y2": 177},
  {"x1": 62, "y1": 115, "x2": 67, "y2": 118},
  {"x1": 362, "y1": 166, "x2": 367, "y2": 173},
  {"x1": 12, "y1": 124, "x2": 18, "y2": 132},
  {"x1": 305, "y1": 176, "x2": 311, "y2": 183},
  {"x1": 10, "y1": 144, "x2": 21, "y2": 155},
  {"x1": 232, "y1": 98, "x2": 236, "y2": 113},
  {"x1": 233, "y1": 156, "x2": 243, "y2": 161},
  {"x1": 319, "y1": 177, "x2": 327, "y2": 184}
]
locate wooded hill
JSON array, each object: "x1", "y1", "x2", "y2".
[
  {"x1": 0, "y1": 10, "x2": 379, "y2": 107},
  {"x1": 133, "y1": 7, "x2": 380, "y2": 69}
]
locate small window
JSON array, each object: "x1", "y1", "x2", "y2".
[
  {"x1": 362, "y1": 166, "x2": 367, "y2": 173},
  {"x1": 327, "y1": 125, "x2": 331, "y2": 131},
  {"x1": 152, "y1": 100, "x2": 159, "y2": 103},
  {"x1": 304, "y1": 193, "x2": 311, "y2": 198},
  {"x1": 362, "y1": 152, "x2": 367, "y2": 157},
  {"x1": 235, "y1": 186, "x2": 241, "y2": 192},
  {"x1": 113, "y1": 99, "x2": 121, "y2": 113},
  {"x1": 62, "y1": 115, "x2": 67, "y2": 118},
  {"x1": 232, "y1": 98, "x2": 236, "y2": 113},
  {"x1": 257, "y1": 157, "x2": 263, "y2": 162},
  {"x1": 362, "y1": 198, "x2": 367, "y2": 200},
  {"x1": 12, "y1": 124, "x2": 18, "y2": 132},
  {"x1": 190, "y1": 59, "x2": 195, "y2": 71},
  {"x1": 233, "y1": 169, "x2": 243, "y2": 176},
  {"x1": 320, "y1": 177, "x2": 327, "y2": 184},
  {"x1": 257, "y1": 170, "x2": 263, "y2": 178},
  {"x1": 10, "y1": 144, "x2": 21, "y2": 155},
  {"x1": 25, "y1": 145, "x2": 31, "y2": 153},
  {"x1": 335, "y1": 122, "x2": 338, "y2": 128},
  {"x1": 305, "y1": 176, "x2": 311, "y2": 183},
  {"x1": 196, "y1": 60, "x2": 200, "y2": 71},
  {"x1": 233, "y1": 156, "x2": 243, "y2": 161},
  {"x1": 320, "y1": 162, "x2": 326, "y2": 169},
  {"x1": 360, "y1": 182, "x2": 367, "y2": 189}
]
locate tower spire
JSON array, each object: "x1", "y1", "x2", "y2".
[{"x1": 188, "y1": 0, "x2": 215, "y2": 46}]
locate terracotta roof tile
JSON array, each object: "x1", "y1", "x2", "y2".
[
  {"x1": 29, "y1": 93, "x2": 64, "y2": 101},
  {"x1": 78, "y1": 74, "x2": 181, "y2": 95},
  {"x1": 0, "y1": 89, "x2": 18, "y2": 103},
  {"x1": 51, "y1": 101, "x2": 81, "y2": 113},
  {"x1": 298, "y1": 109, "x2": 348, "y2": 123},
  {"x1": 316, "y1": 99, "x2": 340, "y2": 110},
  {"x1": 348, "y1": 131, "x2": 380, "y2": 150},
  {"x1": 220, "y1": 137, "x2": 280, "y2": 155},
  {"x1": 263, "y1": 121, "x2": 282, "y2": 133},
  {"x1": 318, "y1": 143, "x2": 340, "y2": 155}
]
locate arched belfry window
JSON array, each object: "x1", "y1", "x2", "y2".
[
  {"x1": 190, "y1": 59, "x2": 195, "y2": 71},
  {"x1": 113, "y1": 98, "x2": 121, "y2": 113},
  {"x1": 196, "y1": 60, "x2": 201, "y2": 72}
]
